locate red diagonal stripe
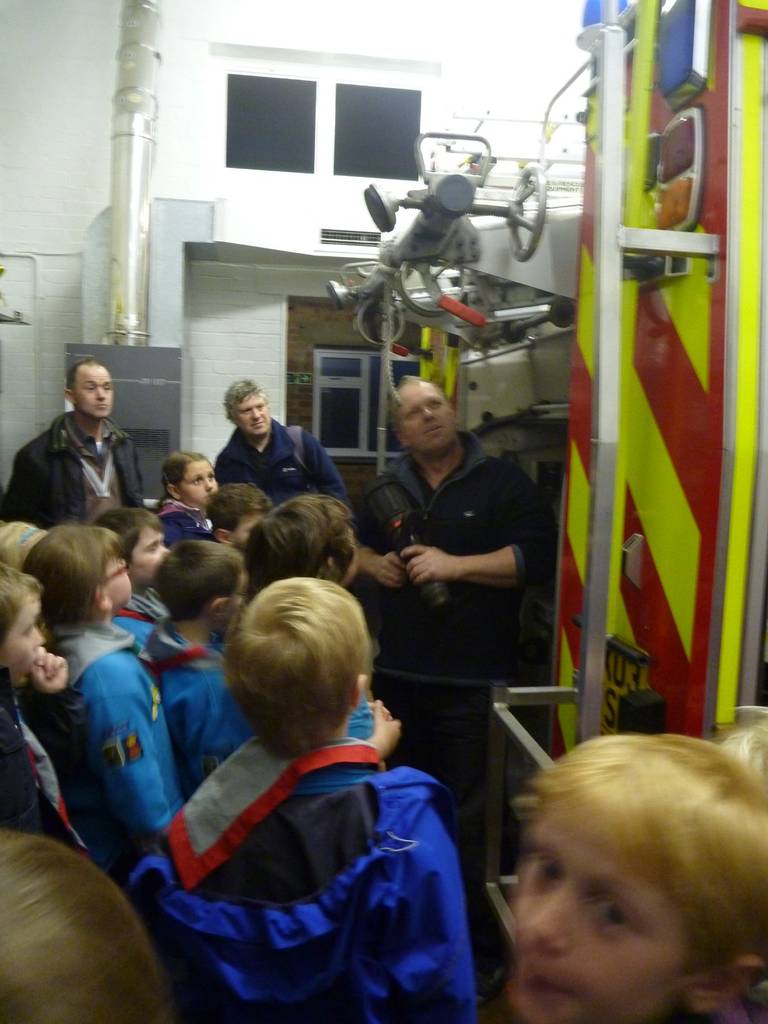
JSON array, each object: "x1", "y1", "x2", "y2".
[
  {"x1": 568, "y1": 339, "x2": 592, "y2": 475},
  {"x1": 553, "y1": 529, "x2": 583, "y2": 757},
  {"x1": 634, "y1": 289, "x2": 722, "y2": 534},
  {"x1": 558, "y1": 527, "x2": 584, "y2": 673}
]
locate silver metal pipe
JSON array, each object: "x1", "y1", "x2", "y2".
[
  {"x1": 107, "y1": 0, "x2": 161, "y2": 346},
  {"x1": 577, "y1": 21, "x2": 625, "y2": 741}
]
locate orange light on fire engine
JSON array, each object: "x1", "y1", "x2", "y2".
[
  {"x1": 656, "y1": 176, "x2": 694, "y2": 229},
  {"x1": 655, "y1": 107, "x2": 703, "y2": 232}
]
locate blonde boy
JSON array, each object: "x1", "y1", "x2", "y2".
[
  {"x1": 132, "y1": 577, "x2": 475, "y2": 1022},
  {"x1": 511, "y1": 733, "x2": 768, "y2": 1024}
]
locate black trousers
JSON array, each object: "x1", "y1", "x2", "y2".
[{"x1": 373, "y1": 673, "x2": 506, "y2": 968}]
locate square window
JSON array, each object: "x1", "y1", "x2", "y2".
[
  {"x1": 334, "y1": 84, "x2": 420, "y2": 181},
  {"x1": 226, "y1": 74, "x2": 316, "y2": 173}
]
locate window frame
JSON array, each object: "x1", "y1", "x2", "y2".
[{"x1": 312, "y1": 346, "x2": 420, "y2": 459}]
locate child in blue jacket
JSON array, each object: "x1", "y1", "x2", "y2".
[
  {"x1": 95, "y1": 506, "x2": 169, "y2": 649},
  {"x1": 132, "y1": 578, "x2": 475, "y2": 1023},
  {"x1": 143, "y1": 540, "x2": 251, "y2": 798},
  {"x1": 24, "y1": 525, "x2": 182, "y2": 878}
]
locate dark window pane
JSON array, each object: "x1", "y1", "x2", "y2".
[
  {"x1": 320, "y1": 388, "x2": 360, "y2": 449},
  {"x1": 320, "y1": 356, "x2": 362, "y2": 377},
  {"x1": 334, "y1": 84, "x2": 420, "y2": 180},
  {"x1": 227, "y1": 75, "x2": 316, "y2": 173}
]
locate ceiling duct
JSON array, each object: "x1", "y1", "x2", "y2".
[{"x1": 106, "y1": 0, "x2": 161, "y2": 346}]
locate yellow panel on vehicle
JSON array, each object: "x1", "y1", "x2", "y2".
[
  {"x1": 557, "y1": 627, "x2": 577, "y2": 749},
  {"x1": 625, "y1": 370, "x2": 700, "y2": 661},
  {"x1": 576, "y1": 246, "x2": 594, "y2": 378},
  {"x1": 658, "y1": 246, "x2": 711, "y2": 393},
  {"x1": 717, "y1": 33, "x2": 763, "y2": 721}
]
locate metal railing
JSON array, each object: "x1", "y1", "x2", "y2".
[{"x1": 484, "y1": 683, "x2": 579, "y2": 940}]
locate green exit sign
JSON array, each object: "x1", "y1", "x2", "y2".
[{"x1": 287, "y1": 372, "x2": 313, "y2": 385}]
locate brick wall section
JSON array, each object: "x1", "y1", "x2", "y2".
[
  {"x1": 286, "y1": 296, "x2": 370, "y2": 510},
  {"x1": 285, "y1": 296, "x2": 421, "y2": 511}
]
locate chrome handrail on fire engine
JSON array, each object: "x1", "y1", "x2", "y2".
[{"x1": 484, "y1": 683, "x2": 579, "y2": 941}]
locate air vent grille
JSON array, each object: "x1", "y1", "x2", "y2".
[
  {"x1": 320, "y1": 228, "x2": 381, "y2": 247},
  {"x1": 124, "y1": 427, "x2": 171, "y2": 462}
]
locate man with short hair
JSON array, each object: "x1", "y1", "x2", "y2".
[
  {"x1": 357, "y1": 376, "x2": 557, "y2": 1003},
  {"x1": 1, "y1": 358, "x2": 143, "y2": 527},
  {"x1": 214, "y1": 379, "x2": 348, "y2": 505}
]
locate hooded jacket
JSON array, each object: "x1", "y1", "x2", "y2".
[
  {"x1": 131, "y1": 744, "x2": 475, "y2": 1024},
  {"x1": 142, "y1": 622, "x2": 252, "y2": 799},
  {"x1": 54, "y1": 622, "x2": 182, "y2": 870},
  {"x1": 158, "y1": 500, "x2": 216, "y2": 547},
  {"x1": 114, "y1": 587, "x2": 169, "y2": 650},
  {"x1": 0, "y1": 413, "x2": 144, "y2": 526},
  {"x1": 142, "y1": 622, "x2": 374, "y2": 799}
]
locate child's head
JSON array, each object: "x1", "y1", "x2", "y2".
[
  {"x1": 225, "y1": 576, "x2": 370, "y2": 757},
  {"x1": 0, "y1": 562, "x2": 43, "y2": 680},
  {"x1": 511, "y1": 733, "x2": 768, "y2": 1024},
  {"x1": 156, "y1": 540, "x2": 243, "y2": 628},
  {"x1": 94, "y1": 507, "x2": 167, "y2": 590},
  {"x1": 206, "y1": 483, "x2": 272, "y2": 549},
  {"x1": 24, "y1": 525, "x2": 130, "y2": 626},
  {"x1": 244, "y1": 494, "x2": 355, "y2": 600},
  {"x1": 0, "y1": 520, "x2": 46, "y2": 570},
  {"x1": 0, "y1": 830, "x2": 175, "y2": 1024},
  {"x1": 161, "y1": 451, "x2": 218, "y2": 510}
]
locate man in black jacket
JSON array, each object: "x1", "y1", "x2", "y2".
[
  {"x1": 357, "y1": 376, "x2": 558, "y2": 1003},
  {"x1": 1, "y1": 358, "x2": 143, "y2": 527}
]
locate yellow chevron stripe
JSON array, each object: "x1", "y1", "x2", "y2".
[
  {"x1": 658, "y1": 247, "x2": 711, "y2": 392},
  {"x1": 608, "y1": 5, "x2": 657, "y2": 642},
  {"x1": 566, "y1": 439, "x2": 590, "y2": 585},
  {"x1": 717, "y1": 35, "x2": 763, "y2": 722},
  {"x1": 576, "y1": 246, "x2": 595, "y2": 377},
  {"x1": 624, "y1": 0, "x2": 659, "y2": 229},
  {"x1": 587, "y1": 91, "x2": 598, "y2": 157},
  {"x1": 557, "y1": 627, "x2": 577, "y2": 750},
  {"x1": 420, "y1": 327, "x2": 433, "y2": 381},
  {"x1": 740, "y1": 0, "x2": 768, "y2": 9},
  {"x1": 625, "y1": 367, "x2": 700, "y2": 660}
]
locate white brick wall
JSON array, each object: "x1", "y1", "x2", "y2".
[
  {"x1": 0, "y1": 0, "x2": 117, "y2": 485},
  {"x1": 184, "y1": 261, "x2": 286, "y2": 461}
]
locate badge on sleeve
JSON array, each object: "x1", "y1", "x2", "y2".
[
  {"x1": 124, "y1": 733, "x2": 143, "y2": 762},
  {"x1": 151, "y1": 684, "x2": 161, "y2": 721},
  {"x1": 102, "y1": 736, "x2": 126, "y2": 769}
]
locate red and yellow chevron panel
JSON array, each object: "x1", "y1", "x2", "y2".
[{"x1": 556, "y1": 0, "x2": 732, "y2": 738}]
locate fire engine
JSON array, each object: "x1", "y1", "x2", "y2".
[{"x1": 329, "y1": 0, "x2": 768, "y2": 749}]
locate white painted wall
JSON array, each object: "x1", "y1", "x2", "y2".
[
  {"x1": 0, "y1": 0, "x2": 585, "y2": 484},
  {"x1": 184, "y1": 260, "x2": 330, "y2": 462}
]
